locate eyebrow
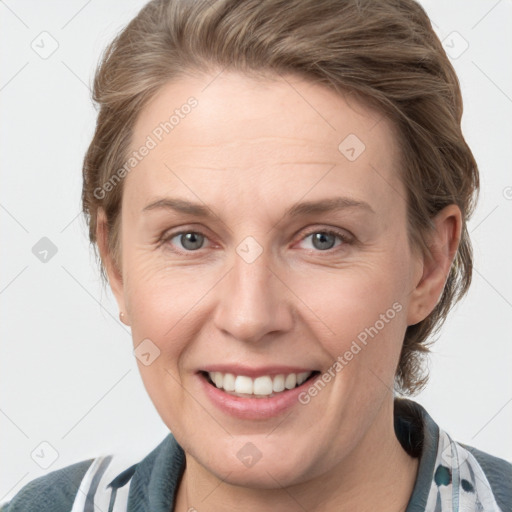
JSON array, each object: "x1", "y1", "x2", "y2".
[{"x1": 142, "y1": 196, "x2": 375, "y2": 218}]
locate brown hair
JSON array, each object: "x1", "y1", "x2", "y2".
[{"x1": 82, "y1": 0, "x2": 479, "y2": 394}]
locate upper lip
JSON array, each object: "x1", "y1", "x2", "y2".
[{"x1": 199, "y1": 365, "x2": 318, "y2": 378}]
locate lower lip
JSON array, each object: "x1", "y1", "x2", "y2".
[{"x1": 198, "y1": 372, "x2": 319, "y2": 420}]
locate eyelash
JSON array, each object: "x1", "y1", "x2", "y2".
[{"x1": 160, "y1": 227, "x2": 353, "y2": 255}]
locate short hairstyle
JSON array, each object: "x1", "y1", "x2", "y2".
[{"x1": 82, "y1": 0, "x2": 479, "y2": 394}]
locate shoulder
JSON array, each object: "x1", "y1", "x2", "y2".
[
  {"x1": 462, "y1": 442, "x2": 512, "y2": 509},
  {"x1": 0, "y1": 458, "x2": 95, "y2": 512},
  {"x1": 395, "y1": 398, "x2": 512, "y2": 511},
  {"x1": 0, "y1": 434, "x2": 180, "y2": 512}
]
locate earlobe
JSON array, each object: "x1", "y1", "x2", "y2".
[
  {"x1": 406, "y1": 204, "x2": 462, "y2": 326},
  {"x1": 96, "y1": 210, "x2": 128, "y2": 322},
  {"x1": 119, "y1": 311, "x2": 130, "y2": 326}
]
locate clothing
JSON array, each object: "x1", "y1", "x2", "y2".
[{"x1": 1, "y1": 399, "x2": 511, "y2": 511}]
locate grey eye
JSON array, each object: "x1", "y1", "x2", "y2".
[
  {"x1": 175, "y1": 232, "x2": 205, "y2": 251},
  {"x1": 309, "y1": 232, "x2": 338, "y2": 251},
  {"x1": 304, "y1": 231, "x2": 345, "y2": 251}
]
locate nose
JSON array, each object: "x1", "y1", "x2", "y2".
[{"x1": 212, "y1": 244, "x2": 294, "y2": 344}]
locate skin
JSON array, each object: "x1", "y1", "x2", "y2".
[{"x1": 97, "y1": 70, "x2": 461, "y2": 511}]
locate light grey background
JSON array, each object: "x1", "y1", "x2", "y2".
[{"x1": 1, "y1": 0, "x2": 511, "y2": 502}]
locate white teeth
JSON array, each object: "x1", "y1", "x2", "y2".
[
  {"x1": 234, "y1": 375, "x2": 253, "y2": 394},
  {"x1": 285, "y1": 373, "x2": 297, "y2": 389},
  {"x1": 273, "y1": 374, "x2": 285, "y2": 392},
  {"x1": 207, "y1": 371, "x2": 313, "y2": 397},
  {"x1": 214, "y1": 372, "x2": 223, "y2": 388},
  {"x1": 297, "y1": 372, "x2": 310, "y2": 385},
  {"x1": 253, "y1": 376, "x2": 273, "y2": 395},
  {"x1": 223, "y1": 372, "x2": 236, "y2": 392}
]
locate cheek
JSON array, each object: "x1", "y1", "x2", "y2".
[
  {"x1": 294, "y1": 250, "x2": 410, "y2": 378},
  {"x1": 122, "y1": 249, "x2": 223, "y2": 364}
]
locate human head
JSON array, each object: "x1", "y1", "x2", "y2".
[
  {"x1": 80, "y1": 0, "x2": 480, "y2": 494},
  {"x1": 82, "y1": 0, "x2": 478, "y2": 397}
]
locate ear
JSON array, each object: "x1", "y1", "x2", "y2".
[
  {"x1": 406, "y1": 204, "x2": 462, "y2": 326},
  {"x1": 96, "y1": 209, "x2": 130, "y2": 325}
]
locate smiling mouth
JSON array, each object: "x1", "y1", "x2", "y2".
[{"x1": 200, "y1": 370, "x2": 321, "y2": 398}]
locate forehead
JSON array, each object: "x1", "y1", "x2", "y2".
[{"x1": 125, "y1": 70, "x2": 405, "y2": 217}]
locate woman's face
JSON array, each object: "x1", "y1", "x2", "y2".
[{"x1": 108, "y1": 71, "x2": 429, "y2": 487}]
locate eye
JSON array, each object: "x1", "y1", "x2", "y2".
[
  {"x1": 297, "y1": 228, "x2": 351, "y2": 252},
  {"x1": 161, "y1": 227, "x2": 352, "y2": 254},
  {"x1": 164, "y1": 230, "x2": 210, "y2": 252}
]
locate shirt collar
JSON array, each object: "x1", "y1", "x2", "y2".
[{"x1": 120, "y1": 398, "x2": 455, "y2": 512}]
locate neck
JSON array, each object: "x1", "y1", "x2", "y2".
[{"x1": 174, "y1": 398, "x2": 419, "y2": 512}]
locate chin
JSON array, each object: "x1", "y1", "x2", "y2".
[
  {"x1": 205, "y1": 457, "x2": 309, "y2": 490},
  {"x1": 186, "y1": 435, "x2": 319, "y2": 490}
]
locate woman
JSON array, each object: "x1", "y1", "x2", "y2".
[{"x1": 3, "y1": 0, "x2": 511, "y2": 511}]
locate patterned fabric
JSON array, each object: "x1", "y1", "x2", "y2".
[
  {"x1": 426, "y1": 430, "x2": 504, "y2": 511},
  {"x1": 69, "y1": 426, "x2": 507, "y2": 511},
  {"x1": 70, "y1": 454, "x2": 137, "y2": 512},
  {"x1": 2, "y1": 399, "x2": 510, "y2": 511}
]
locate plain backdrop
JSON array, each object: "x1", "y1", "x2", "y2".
[{"x1": 1, "y1": 0, "x2": 511, "y2": 503}]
